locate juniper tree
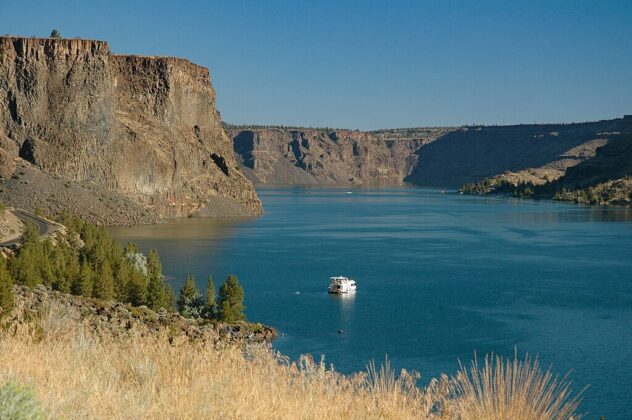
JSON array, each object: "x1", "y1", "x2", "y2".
[
  {"x1": 21, "y1": 221, "x2": 40, "y2": 245},
  {"x1": 146, "y1": 249, "x2": 170, "y2": 310},
  {"x1": 203, "y1": 274, "x2": 217, "y2": 319},
  {"x1": 113, "y1": 262, "x2": 131, "y2": 302},
  {"x1": 73, "y1": 258, "x2": 93, "y2": 297},
  {"x1": 218, "y1": 274, "x2": 245, "y2": 323},
  {"x1": 50, "y1": 241, "x2": 72, "y2": 293},
  {"x1": 10, "y1": 223, "x2": 42, "y2": 287},
  {"x1": 93, "y1": 261, "x2": 115, "y2": 300},
  {"x1": 177, "y1": 273, "x2": 203, "y2": 318},
  {"x1": 0, "y1": 256, "x2": 14, "y2": 318},
  {"x1": 126, "y1": 266, "x2": 147, "y2": 307}
]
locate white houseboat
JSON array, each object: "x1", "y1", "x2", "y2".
[{"x1": 328, "y1": 276, "x2": 357, "y2": 294}]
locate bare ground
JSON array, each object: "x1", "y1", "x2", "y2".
[{"x1": 0, "y1": 160, "x2": 159, "y2": 226}]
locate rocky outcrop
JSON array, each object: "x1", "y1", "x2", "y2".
[
  {"x1": 9, "y1": 284, "x2": 275, "y2": 344},
  {"x1": 0, "y1": 208, "x2": 24, "y2": 245},
  {"x1": 230, "y1": 117, "x2": 632, "y2": 188},
  {"x1": 0, "y1": 36, "x2": 262, "y2": 224}
]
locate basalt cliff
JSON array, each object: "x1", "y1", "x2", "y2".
[
  {"x1": 229, "y1": 126, "x2": 453, "y2": 185},
  {"x1": 0, "y1": 37, "x2": 262, "y2": 225},
  {"x1": 229, "y1": 117, "x2": 632, "y2": 197}
]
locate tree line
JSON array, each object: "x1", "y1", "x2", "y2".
[{"x1": 0, "y1": 214, "x2": 245, "y2": 322}]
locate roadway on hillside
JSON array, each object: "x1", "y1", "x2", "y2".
[{"x1": 0, "y1": 210, "x2": 60, "y2": 247}]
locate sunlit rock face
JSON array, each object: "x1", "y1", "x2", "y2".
[{"x1": 0, "y1": 36, "x2": 262, "y2": 224}]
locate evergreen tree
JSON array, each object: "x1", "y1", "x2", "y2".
[
  {"x1": 165, "y1": 284, "x2": 176, "y2": 309},
  {"x1": 50, "y1": 29, "x2": 62, "y2": 39},
  {"x1": 0, "y1": 257, "x2": 14, "y2": 318},
  {"x1": 38, "y1": 240, "x2": 55, "y2": 288},
  {"x1": 146, "y1": 249, "x2": 169, "y2": 310},
  {"x1": 50, "y1": 242, "x2": 70, "y2": 292},
  {"x1": 124, "y1": 242, "x2": 139, "y2": 255},
  {"x1": 21, "y1": 221, "x2": 40, "y2": 245},
  {"x1": 113, "y1": 262, "x2": 131, "y2": 302},
  {"x1": 10, "y1": 244, "x2": 40, "y2": 287},
  {"x1": 126, "y1": 267, "x2": 147, "y2": 307},
  {"x1": 93, "y1": 261, "x2": 115, "y2": 300},
  {"x1": 62, "y1": 248, "x2": 81, "y2": 294},
  {"x1": 4, "y1": 214, "x2": 174, "y2": 311},
  {"x1": 73, "y1": 259, "x2": 93, "y2": 297},
  {"x1": 203, "y1": 274, "x2": 217, "y2": 319},
  {"x1": 177, "y1": 273, "x2": 203, "y2": 318},
  {"x1": 10, "y1": 222, "x2": 42, "y2": 287},
  {"x1": 217, "y1": 274, "x2": 245, "y2": 323}
]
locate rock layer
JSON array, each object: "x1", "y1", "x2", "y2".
[{"x1": 0, "y1": 36, "x2": 262, "y2": 224}]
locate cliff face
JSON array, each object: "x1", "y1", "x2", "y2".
[
  {"x1": 230, "y1": 118, "x2": 632, "y2": 188},
  {"x1": 0, "y1": 37, "x2": 261, "y2": 224},
  {"x1": 406, "y1": 119, "x2": 632, "y2": 187},
  {"x1": 230, "y1": 127, "x2": 451, "y2": 185},
  {"x1": 556, "y1": 134, "x2": 632, "y2": 188}
]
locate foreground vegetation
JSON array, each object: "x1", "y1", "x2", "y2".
[
  {"x1": 0, "y1": 294, "x2": 583, "y2": 419},
  {"x1": 0, "y1": 213, "x2": 245, "y2": 322}
]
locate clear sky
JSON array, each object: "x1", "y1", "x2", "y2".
[{"x1": 1, "y1": 0, "x2": 631, "y2": 129}]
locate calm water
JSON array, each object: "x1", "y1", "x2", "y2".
[{"x1": 109, "y1": 188, "x2": 632, "y2": 418}]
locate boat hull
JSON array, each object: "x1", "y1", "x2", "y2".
[{"x1": 328, "y1": 276, "x2": 357, "y2": 294}]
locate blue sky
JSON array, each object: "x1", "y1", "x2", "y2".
[{"x1": 1, "y1": 0, "x2": 631, "y2": 129}]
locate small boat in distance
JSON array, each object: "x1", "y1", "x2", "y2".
[{"x1": 328, "y1": 276, "x2": 357, "y2": 294}]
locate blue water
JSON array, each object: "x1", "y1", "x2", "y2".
[{"x1": 109, "y1": 188, "x2": 632, "y2": 418}]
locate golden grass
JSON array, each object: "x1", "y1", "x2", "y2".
[
  {"x1": 446, "y1": 353, "x2": 584, "y2": 420},
  {"x1": 0, "y1": 301, "x2": 584, "y2": 419}
]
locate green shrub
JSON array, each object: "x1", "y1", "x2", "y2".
[{"x1": 0, "y1": 382, "x2": 44, "y2": 420}]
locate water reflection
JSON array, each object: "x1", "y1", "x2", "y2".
[
  {"x1": 108, "y1": 216, "x2": 256, "y2": 242},
  {"x1": 329, "y1": 293, "x2": 355, "y2": 329},
  {"x1": 491, "y1": 206, "x2": 632, "y2": 224}
]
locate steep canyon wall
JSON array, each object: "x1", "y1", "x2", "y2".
[
  {"x1": 0, "y1": 36, "x2": 261, "y2": 224},
  {"x1": 230, "y1": 118, "x2": 632, "y2": 188}
]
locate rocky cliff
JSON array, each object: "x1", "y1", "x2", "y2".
[
  {"x1": 229, "y1": 117, "x2": 632, "y2": 188},
  {"x1": 229, "y1": 127, "x2": 452, "y2": 185},
  {"x1": 0, "y1": 36, "x2": 261, "y2": 224}
]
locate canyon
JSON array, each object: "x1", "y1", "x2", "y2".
[
  {"x1": 2, "y1": 36, "x2": 630, "y2": 225},
  {"x1": 229, "y1": 117, "x2": 632, "y2": 195}
]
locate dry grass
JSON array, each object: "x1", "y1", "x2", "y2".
[
  {"x1": 445, "y1": 353, "x2": 584, "y2": 420},
  {"x1": 0, "y1": 301, "x2": 583, "y2": 419}
]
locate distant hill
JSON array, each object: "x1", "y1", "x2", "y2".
[{"x1": 461, "y1": 133, "x2": 632, "y2": 206}]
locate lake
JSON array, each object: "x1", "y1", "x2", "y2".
[{"x1": 109, "y1": 187, "x2": 632, "y2": 419}]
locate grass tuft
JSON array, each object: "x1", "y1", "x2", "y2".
[{"x1": 447, "y1": 351, "x2": 584, "y2": 419}]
